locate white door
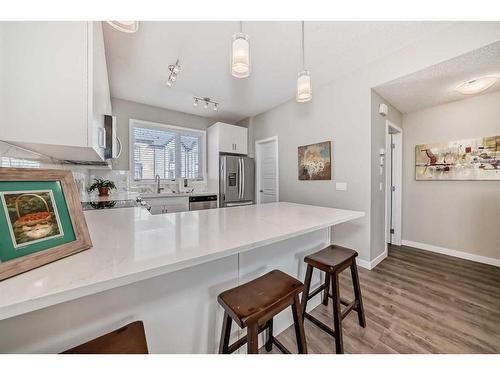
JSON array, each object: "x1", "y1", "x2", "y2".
[
  {"x1": 255, "y1": 137, "x2": 279, "y2": 204},
  {"x1": 385, "y1": 121, "x2": 402, "y2": 246}
]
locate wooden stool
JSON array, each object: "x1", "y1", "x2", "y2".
[
  {"x1": 301, "y1": 245, "x2": 366, "y2": 354},
  {"x1": 62, "y1": 321, "x2": 149, "y2": 354},
  {"x1": 217, "y1": 269, "x2": 307, "y2": 354}
]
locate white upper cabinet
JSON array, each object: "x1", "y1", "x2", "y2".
[
  {"x1": 0, "y1": 22, "x2": 112, "y2": 161},
  {"x1": 208, "y1": 122, "x2": 248, "y2": 155}
]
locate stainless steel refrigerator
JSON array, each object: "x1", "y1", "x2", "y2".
[{"x1": 220, "y1": 155, "x2": 255, "y2": 207}]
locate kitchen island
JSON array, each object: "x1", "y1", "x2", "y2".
[{"x1": 0, "y1": 202, "x2": 364, "y2": 353}]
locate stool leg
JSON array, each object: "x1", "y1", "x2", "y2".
[
  {"x1": 331, "y1": 272, "x2": 344, "y2": 354},
  {"x1": 301, "y1": 264, "x2": 313, "y2": 319},
  {"x1": 292, "y1": 295, "x2": 308, "y2": 354},
  {"x1": 247, "y1": 323, "x2": 259, "y2": 354},
  {"x1": 265, "y1": 319, "x2": 274, "y2": 352},
  {"x1": 322, "y1": 272, "x2": 331, "y2": 306},
  {"x1": 350, "y1": 262, "x2": 366, "y2": 328},
  {"x1": 219, "y1": 312, "x2": 232, "y2": 354}
]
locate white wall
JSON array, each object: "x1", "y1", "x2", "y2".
[
  {"x1": 249, "y1": 23, "x2": 500, "y2": 264},
  {"x1": 402, "y1": 90, "x2": 500, "y2": 261}
]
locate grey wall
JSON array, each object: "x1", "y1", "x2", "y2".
[
  {"x1": 111, "y1": 98, "x2": 217, "y2": 170},
  {"x1": 248, "y1": 23, "x2": 500, "y2": 264},
  {"x1": 402, "y1": 90, "x2": 500, "y2": 260},
  {"x1": 370, "y1": 91, "x2": 402, "y2": 259}
]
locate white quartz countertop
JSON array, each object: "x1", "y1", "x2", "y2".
[{"x1": 0, "y1": 202, "x2": 364, "y2": 320}]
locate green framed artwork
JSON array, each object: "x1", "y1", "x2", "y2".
[{"x1": 0, "y1": 168, "x2": 92, "y2": 280}]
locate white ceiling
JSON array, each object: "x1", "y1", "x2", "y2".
[
  {"x1": 103, "y1": 21, "x2": 453, "y2": 123},
  {"x1": 375, "y1": 41, "x2": 500, "y2": 113}
]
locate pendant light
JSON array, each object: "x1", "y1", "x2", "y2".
[
  {"x1": 231, "y1": 21, "x2": 251, "y2": 78},
  {"x1": 296, "y1": 21, "x2": 312, "y2": 103}
]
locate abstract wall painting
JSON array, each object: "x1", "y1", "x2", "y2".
[
  {"x1": 415, "y1": 135, "x2": 500, "y2": 180},
  {"x1": 298, "y1": 141, "x2": 332, "y2": 180}
]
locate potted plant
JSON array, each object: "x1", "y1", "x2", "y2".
[{"x1": 88, "y1": 178, "x2": 116, "y2": 197}]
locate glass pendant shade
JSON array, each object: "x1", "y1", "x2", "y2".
[
  {"x1": 106, "y1": 21, "x2": 139, "y2": 33},
  {"x1": 296, "y1": 70, "x2": 312, "y2": 102},
  {"x1": 231, "y1": 32, "x2": 250, "y2": 78}
]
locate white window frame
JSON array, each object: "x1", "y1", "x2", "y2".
[{"x1": 129, "y1": 119, "x2": 207, "y2": 184}]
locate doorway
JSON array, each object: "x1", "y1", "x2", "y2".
[
  {"x1": 385, "y1": 121, "x2": 403, "y2": 247},
  {"x1": 255, "y1": 136, "x2": 279, "y2": 204}
]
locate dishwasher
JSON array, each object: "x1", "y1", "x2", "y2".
[{"x1": 189, "y1": 195, "x2": 218, "y2": 211}]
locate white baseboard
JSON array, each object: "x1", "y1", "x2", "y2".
[
  {"x1": 401, "y1": 240, "x2": 500, "y2": 267},
  {"x1": 371, "y1": 250, "x2": 388, "y2": 269},
  {"x1": 356, "y1": 258, "x2": 371, "y2": 270},
  {"x1": 356, "y1": 250, "x2": 388, "y2": 270}
]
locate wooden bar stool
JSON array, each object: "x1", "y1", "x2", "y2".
[
  {"x1": 62, "y1": 321, "x2": 149, "y2": 354},
  {"x1": 301, "y1": 245, "x2": 366, "y2": 354},
  {"x1": 217, "y1": 269, "x2": 307, "y2": 354}
]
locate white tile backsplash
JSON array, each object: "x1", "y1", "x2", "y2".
[{"x1": 1, "y1": 141, "x2": 211, "y2": 197}]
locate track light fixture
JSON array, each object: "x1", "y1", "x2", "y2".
[
  {"x1": 166, "y1": 59, "x2": 181, "y2": 87},
  {"x1": 193, "y1": 96, "x2": 220, "y2": 112}
]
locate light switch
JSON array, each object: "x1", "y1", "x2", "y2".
[{"x1": 336, "y1": 182, "x2": 348, "y2": 191}]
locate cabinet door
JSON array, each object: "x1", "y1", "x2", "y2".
[
  {"x1": 163, "y1": 197, "x2": 190, "y2": 213},
  {"x1": 233, "y1": 126, "x2": 248, "y2": 155},
  {"x1": 0, "y1": 22, "x2": 88, "y2": 147},
  {"x1": 89, "y1": 21, "x2": 112, "y2": 160},
  {"x1": 143, "y1": 196, "x2": 189, "y2": 213},
  {"x1": 217, "y1": 124, "x2": 238, "y2": 153}
]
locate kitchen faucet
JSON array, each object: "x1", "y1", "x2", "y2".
[{"x1": 155, "y1": 175, "x2": 164, "y2": 194}]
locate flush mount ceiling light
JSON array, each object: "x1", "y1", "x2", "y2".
[
  {"x1": 455, "y1": 76, "x2": 499, "y2": 95},
  {"x1": 106, "y1": 21, "x2": 139, "y2": 33},
  {"x1": 166, "y1": 59, "x2": 182, "y2": 87},
  {"x1": 231, "y1": 21, "x2": 251, "y2": 78},
  {"x1": 296, "y1": 21, "x2": 312, "y2": 103},
  {"x1": 193, "y1": 96, "x2": 219, "y2": 112}
]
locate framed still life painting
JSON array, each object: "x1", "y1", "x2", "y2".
[
  {"x1": 298, "y1": 141, "x2": 332, "y2": 180},
  {"x1": 0, "y1": 168, "x2": 92, "y2": 280}
]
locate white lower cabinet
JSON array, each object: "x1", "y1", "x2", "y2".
[{"x1": 143, "y1": 196, "x2": 190, "y2": 214}]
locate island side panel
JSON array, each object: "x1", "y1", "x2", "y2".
[
  {"x1": 238, "y1": 228, "x2": 329, "y2": 349},
  {"x1": 0, "y1": 254, "x2": 239, "y2": 354}
]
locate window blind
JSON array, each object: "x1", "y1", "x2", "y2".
[{"x1": 131, "y1": 124, "x2": 204, "y2": 181}]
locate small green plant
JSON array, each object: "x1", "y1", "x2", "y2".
[{"x1": 88, "y1": 178, "x2": 116, "y2": 195}]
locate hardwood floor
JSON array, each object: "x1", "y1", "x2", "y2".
[{"x1": 268, "y1": 245, "x2": 500, "y2": 354}]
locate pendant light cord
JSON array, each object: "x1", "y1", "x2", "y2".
[
  {"x1": 301, "y1": 21, "x2": 305, "y2": 69},
  {"x1": 240, "y1": 21, "x2": 243, "y2": 33}
]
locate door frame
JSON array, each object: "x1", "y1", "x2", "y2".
[
  {"x1": 255, "y1": 136, "x2": 279, "y2": 204},
  {"x1": 385, "y1": 120, "x2": 403, "y2": 248}
]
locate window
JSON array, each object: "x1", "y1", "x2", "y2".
[{"x1": 130, "y1": 120, "x2": 206, "y2": 181}]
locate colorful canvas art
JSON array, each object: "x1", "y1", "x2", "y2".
[
  {"x1": 415, "y1": 135, "x2": 500, "y2": 180},
  {"x1": 298, "y1": 141, "x2": 332, "y2": 180}
]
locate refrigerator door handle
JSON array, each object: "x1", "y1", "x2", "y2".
[
  {"x1": 240, "y1": 158, "x2": 245, "y2": 199},
  {"x1": 237, "y1": 158, "x2": 242, "y2": 199},
  {"x1": 221, "y1": 157, "x2": 226, "y2": 203}
]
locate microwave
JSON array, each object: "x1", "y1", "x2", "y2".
[{"x1": 103, "y1": 114, "x2": 122, "y2": 160}]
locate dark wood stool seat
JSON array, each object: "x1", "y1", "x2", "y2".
[
  {"x1": 62, "y1": 321, "x2": 149, "y2": 354},
  {"x1": 218, "y1": 269, "x2": 307, "y2": 354},
  {"x1": 304, "y1": 246, "x2": 357, "y2": 273},
  {"x1": 302, "y1": 245, "x2": 366, "y2": 354}
]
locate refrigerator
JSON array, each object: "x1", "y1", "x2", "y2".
[{"x1": 219, "y1": 155, "x2": 255, "y2": 207}]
